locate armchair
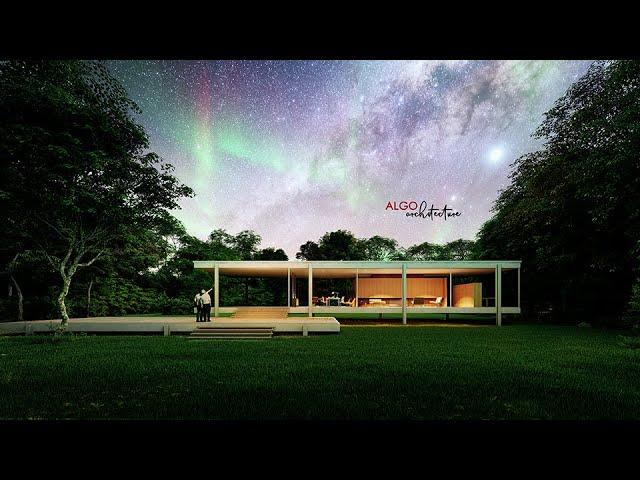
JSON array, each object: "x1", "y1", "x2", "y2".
[{"x1": 427, "y1": 296, "x2": 443, "y2": 307}]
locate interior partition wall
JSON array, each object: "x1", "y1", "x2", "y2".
[
  {"x1": 450, "y1": 270, "x2": 496, "y2": 308},
  {"x1": 403, "y1": 270, "x2": 450, "y2": 308},
  {"x1": 355, "y1": 272, "x2": 403, "y2": 306}
]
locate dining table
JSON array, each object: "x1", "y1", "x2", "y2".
[{"x1": 327, "y1": 296, "x2": 341, "y2": 306}]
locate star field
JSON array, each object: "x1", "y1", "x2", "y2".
[{"x1": 107, "y1": 60, "x2": 592, "y2": 257}]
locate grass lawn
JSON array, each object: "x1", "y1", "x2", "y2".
[{"x1": 0, "y1": 325, "x2": 639, "y2": 420}]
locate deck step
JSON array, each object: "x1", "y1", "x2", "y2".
[
  {"x1": 194, "y1": 328, "x2": 273, "y2": 334},
  {"x1": 189, "y1": 326, "x2": 273, "y2": 340},
  {"x1": 190, "y1": 337, "x2": 271, "y2": 340},
  {"x1": 190, "y1": 333, "x2": 272, "y2": 339}
]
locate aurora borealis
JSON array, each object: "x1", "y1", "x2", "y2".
[{"x1": 108, "y1": 60, "x2": 593, "y2": 257}]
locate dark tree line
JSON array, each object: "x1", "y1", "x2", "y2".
[
  {"x1": 474, "y1": 60, "x2": 640, "y2": 324},
  {"x1": 296, "y1": 230, "x2": 475, "y2": 261}
]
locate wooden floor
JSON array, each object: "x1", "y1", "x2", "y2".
[{"x1": 0, "y1": 315, "x2": 340, "y2": 336}]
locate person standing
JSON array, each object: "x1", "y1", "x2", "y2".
[
  {"x1": 194, "y1": 291, "x2": 202, "y2": 322},
  {"x1": 200, "y1": 288, "x2": 213, "y2": 322}
]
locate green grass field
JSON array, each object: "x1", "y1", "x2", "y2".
[{"x1": 1, "y1": 325, "x2": 639, "y2": 420}]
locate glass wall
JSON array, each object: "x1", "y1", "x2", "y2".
[{"x1": 501, "y1": 268, "x2": 519, "y2": 307}]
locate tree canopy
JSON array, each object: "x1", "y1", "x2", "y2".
[{"x1": 0, "y1": 60, "x2": 192, "y2": 326}]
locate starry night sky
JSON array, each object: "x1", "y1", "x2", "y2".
[{"x1": 107, "y1": 60, "x2": 592, "y2": 258}]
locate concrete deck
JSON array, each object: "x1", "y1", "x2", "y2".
[{"x1": 0, "y1": 316, "x2": 341, "y2": 336}]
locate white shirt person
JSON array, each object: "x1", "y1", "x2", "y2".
[
  {"x1": 194, "y1": 292, "x2": 203, "y2": 322},
  {"x1": 200, "y1": 288, "x2": 212, "y2": 306},
  {"x1": 199, "y1": 288, "x2": 213, "y2": 322}
]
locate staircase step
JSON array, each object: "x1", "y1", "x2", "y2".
[
  {"x1": 191, "y1": 332, "x2": 272, "y2": 337},
  {"x1": 195, "y1": 328, "x2": 273, "y2": 334},
  {"x1": 189, "y1": 324, "x2": 274, "y2": 340},
  {"x1": 189, "y1": 333, "x2": 272, "y2": 339},
  {"x1": 190, "y1": 337, "x2": 271, "y2": 340}
]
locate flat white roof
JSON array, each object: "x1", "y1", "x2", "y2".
[{"x1": 193, "y1": 260, "x2": 520, "y2": 278}]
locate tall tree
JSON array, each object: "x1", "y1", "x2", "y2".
[
  {"x1": 440, "y1": 239, "x2": 476, "y2": 261},
  {"x1": 158, "y1": 231, "x2": 230, "y2": 302},
  {"x1": 296, "y1": 241, "x2": 322, "y2": 260},
  {"x1": 73, "y1": 218, "x2": 183, "y2": 317},
  {"x1": 255, "y1": 247, "x2": 288, "y2": 261},
  {"x1": 475, "y1": 60, "x2": 640, "y2": 322},
  {"x1": 317, "y1": 230, "x2": 366, "y2": 260},
  {"x1": 0, "y1": 60, "x2": 193, "y2": 328},
  {"x1": 4, "y1": 253, "x2": 24, "y2": 322},
  {"x1": 361, "y1": 235, "x2": 401, "y2": 260},
  {"x1": 405, "y1": 241, "x2": 443, "y2": 260},
  {"x1": 232, "y1": 230, "x2": 262, "y2": 260},
  {"x1": 208, "y1": 229, "x2": 238, "y2": 258}
]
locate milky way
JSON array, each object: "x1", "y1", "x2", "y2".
[{"x1": 107, "y1": 60, "x2": 592, "y2": 258}]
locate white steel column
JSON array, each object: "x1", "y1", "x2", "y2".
[
  {"x1": 517, "y1": 266, "x2": 521, "y2": 309},
  {"x1": 355, "y1": 268, "x2": 359, "y2": 306},
  {"x1": 496, "y1": 264, "x2": 502, "y2": 326},
  {"x1": 401, "y1": 263, "x2": 407, "y2": 325},
  {"x1": 449, "y1": 271, "x2": 452, "y2": 307},
  {"x1": 214, "y1": 264, "x2": 219, "y2": 318},
  {"x1": 292, "y1": 274, "x2": 296, "y2": 305},
  {"x1": 287, "y1": 267, "x2": 291, "y2": 308},
  {"x1": 308, "y1": 263, "x2": 313, "y2": 317}
]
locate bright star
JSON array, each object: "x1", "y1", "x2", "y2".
[{"x1": 488, "y1": 146, "x2": 504, "y2": 163}]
